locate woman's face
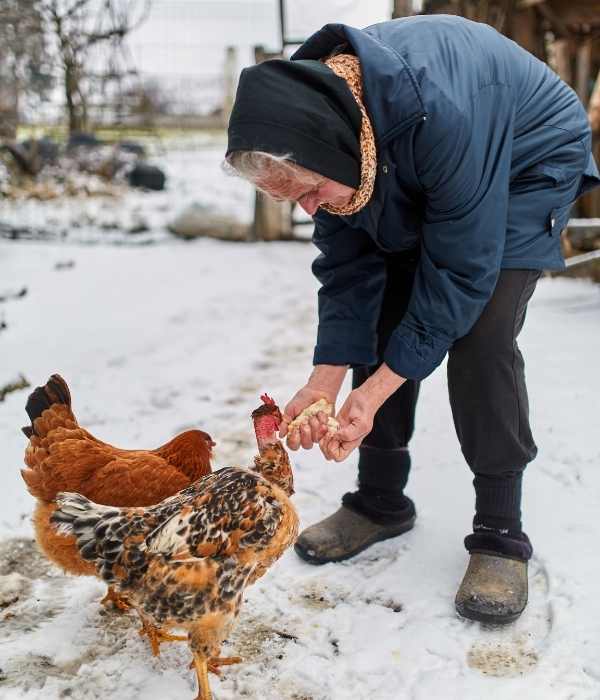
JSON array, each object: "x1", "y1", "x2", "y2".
[
  {"x1": 259, "y1": 170, "x2": 356, "y2": 216},
  {"x1": 295, "y1": 178, "x2": 356, "y2": 215}
]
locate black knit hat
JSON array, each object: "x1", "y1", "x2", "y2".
[{"x1": 226, "y1": 59, "x2": 361, "y2": 188}]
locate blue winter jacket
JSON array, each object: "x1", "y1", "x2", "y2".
[{"x1": 292, "y1": 16, "x2": 600, "y2": 381}]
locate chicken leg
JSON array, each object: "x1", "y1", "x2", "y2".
[
  {"x1": 100, "y1": 586, "x2": 131, "y2": 612},
  {"x1": 138, "y1": 615, "x2": 187, "y2": 656},
  {"x1": 188, "y1": 655, "x2": 243, "y2": 675},
  {"x1": 192, "y1": 654, "x2": 213, "y2": 700}
]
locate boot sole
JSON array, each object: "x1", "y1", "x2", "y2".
[
  {"x1": 294, "y1": 515, "x2": 416, "y2": 565},
  {"x1": 455, "y1": 601, "x2": 525, "y2": 625}
]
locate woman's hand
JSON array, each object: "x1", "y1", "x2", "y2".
[
  {"x1": 280, "y1": 386, "x2": 332, "y2": 450},
  {"x1": 280, "y1": 364, "x2": 347, "y2": 451},
  {"x1": 319, "y1": 388, "x2": 376, "y2": 461},
  {"x1": 320, "y1": 363, "x2": 407, "y2": 462}
]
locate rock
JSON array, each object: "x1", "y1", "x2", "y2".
[
  {"x1": 21, "y1": 137, "x2": 59, "y2": 168},
  {"x1": 1, "y1": 142, "x2": 37, "y2": 175},
  {"x1": 168, "y1": 202, "x2": 250, "y2": 241},
  {"x1": 67, "y1": 131, "x2": 101, "y2": 150},
  {"x1": 0, "y1": 374, "x2": 30, "y2": 402},
  {"x1": 54, "y1": 260, "x2": 75, "y2": 271},
  {"x1": 118, "y1": 140, "x2": 146, "y2": 157},
  {"x1": 0, "y1": 572, "x2": 30, "y2": 607},
  {"x1": 127, "y1": 212, "x2": 150, "y2": 234},
  {"x1": 128, "y1": 163, "x2": 166, "y2": 191},
  {"x1": 0, "y1": 287, "x2": 27, "y2": 303}
]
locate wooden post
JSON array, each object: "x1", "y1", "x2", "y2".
[
  {"x1": 553, "y1": 39, "x2": 573, "y2": 86},
  {"x1": 392, "y1": 0, "x2": 413, "y2": 18},
  {"x1": 278, "y1": 0, "x2": 286, "y2": 50},
  {"x1": 253, "y1": 195, "x2": 292, "y2": 241},
  {"x1": 250, "y1": 45, "x2": 293, "y2": 242},
  {"x1": 586, "y1": 69, "x2": 600, "y2": 218},
  {"x1": 589, "y1": 69, "x2": 600, "y2": 135},
  {"x1": 222, "y1": 46, "x2": 237, "y2": 128},
  {"x1": 511, "y1": 7, "x2": 546, "y2": 60},
  {"x1": 0, "y1": 48, "x2": 18, "y2": 140},
  {"x1": 575, "y1": 37, "x2": 593, "y2": 106}
]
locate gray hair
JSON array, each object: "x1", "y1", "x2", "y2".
[{"x1": 224, "y1": 150, "x2": 322, "y2": 200}]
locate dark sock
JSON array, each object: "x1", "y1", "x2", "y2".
[
  {"x1": 465, "y1": 530, "x2": 533, "y2": 562},
  {"x1": 473, "y1": 470, "x2": 523, "y2": 535},
  {"x1": 343, "y1": 487, "x2": 415, "y2": 525},
  {"x1": 351, "y1": 445, "x2": 414, "y2": 524},
  {"x1": 358, "y1": 444, "x2": 411, "y2": 491},
  {"x1": 468, "y1": 470, "x2": 532, "y2": 561}
]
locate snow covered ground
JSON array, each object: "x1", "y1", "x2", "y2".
[
  {"x1": 1, "y1": 146, "x2": 600, "y2": 699},
  {"x1": 0, "y1": 135, "x2": 254, "y2": 245}
]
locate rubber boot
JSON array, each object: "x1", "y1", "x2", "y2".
[
  {"x1": 455, "y1": 531, "x2": 532, "y2": 624},
  {"x1": 294, "y1": 496, "x2": 416, "y2": 565}
]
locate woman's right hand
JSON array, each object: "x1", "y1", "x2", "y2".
[{"x1": 280, "y1": 365, "x2": 348, "y2": 451}]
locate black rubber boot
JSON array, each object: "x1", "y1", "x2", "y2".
[
  {"x1": 455, "y1": 531, "x2": 532, "y2": 624},
  {"x1": 294, "y1": 495, "x2": 416, "y2": 565}
]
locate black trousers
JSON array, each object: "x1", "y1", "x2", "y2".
[{"x1": 353, "y1": 251, "x2": 540, "y2": 533}]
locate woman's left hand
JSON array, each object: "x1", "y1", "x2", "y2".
[
  {"x1": 319, "y1": 388, "x2": 376, "y2": 462},
  {"x1": 319, "y1": 363, "x2": 408, "y2": 462}
]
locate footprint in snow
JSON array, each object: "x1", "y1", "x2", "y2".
[{"x1": 466, "y1": 556, "x2": 552, "y2": 678}]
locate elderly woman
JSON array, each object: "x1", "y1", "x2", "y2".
[{"x1": 225, "y1": 15, "x2": 600, "y2": 624}]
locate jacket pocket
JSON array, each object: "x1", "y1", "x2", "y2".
[
  {"x1": 512, "y1": 138, "x2": 588, "y2": 195},
  {"x1": 511, "y1": 163, "x2": 568, "y2": 194}
]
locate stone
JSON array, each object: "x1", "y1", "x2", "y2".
[{"x1": 168, "y1": 202, "x2": 249, "y2": 241}]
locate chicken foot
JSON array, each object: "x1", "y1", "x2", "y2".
[
  {"x1": 189, "y1": 655, "x2": 243, "y2": 675},
  {"x1": 100, "y1": 586, "x2": 131, "y2": 612},
  {"x1": 192, "y1": 654, "x2": 213, "y2": 700},
  {"x1": 207, "y1": 656, "x2": 243, "y2": 675},
  {"x1": 138, "y1": 616, "x2": 187, "y2": 657}
]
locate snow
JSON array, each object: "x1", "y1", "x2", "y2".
[
  {"x1": 0, "y1": 136, "x2": 253, "y2": 245},
  {"x1": 2, "y1": 142, "x2": 600, "y2": 699}
]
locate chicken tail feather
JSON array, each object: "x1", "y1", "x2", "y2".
[
  {"x1": 23, "y1": 374, "x2": 72, "y2": 437},
  {"x1": 52, "y1": 492, "x2": 118, "y2": 560},
  {"x1": 52, "y1": 492, "x2": 148, "y2": 588}
]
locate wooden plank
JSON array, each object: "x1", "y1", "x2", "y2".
[
  {"x1": 589, "y1": 69, "x2": 600, "y2": 134},
  {"x1": 553, "y1": 39, "x2": 573, "y2": 83},
  {"x1": 575, "y1": 37, "x2": 593, "y2": 106}
]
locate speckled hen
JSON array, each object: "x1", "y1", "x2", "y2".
[{"x1": 52, "y1": 395, "x2": 299, "y2": 700}]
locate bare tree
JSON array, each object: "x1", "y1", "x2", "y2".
[
  {"x1": 0, "y1": 1, "x2": 51, "y2": 139},
  {"x1": 39, "y1": 0, "x2": 150, "y2": 133}
]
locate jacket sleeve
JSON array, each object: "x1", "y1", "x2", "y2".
[
  {"x1": 384, "y1": 85, "x2": 515, "y2": 381},
  {"x1": 312, "y1": 210, "x2": 386, "y2": 367}
]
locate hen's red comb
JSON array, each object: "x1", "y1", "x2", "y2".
[{"x1": 260, "y1": 393, "x2": 276, "y2": 406}]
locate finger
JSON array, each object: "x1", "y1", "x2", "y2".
[
  {"x1": 308, "y1": 416, "x2": 321, "y2": 442},
  {"x1": 286, "y1": 429, "x2": 301, "y2": 451},
  {"x1": 317, "y1": 410, "x2": 330, "y2": 425},
  {"x1": 299, "y1": 422, "x2": 313, "y2": 450},
  {"x1": 282, "y1": 400, "x2": 302, "y2": 421},
  {"x1": 317, "y1": 423, "x2": 329, "y2": 440},
  {"x1": 319, "y1": 436, "x2": 333, "y2": 461},
  {"x1": 332, "y1": 438, "x2": 362, "y2": 462},
  {"x1": 323, "y1": 438, "x2": 346, "y2": 462},
  {"x1": 279, "y1": 419, "x2": 290, "y2": 438}
]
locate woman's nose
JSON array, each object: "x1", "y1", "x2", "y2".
[{"x1": 298, "y1": 193, "x2": 320, "y2": 216}]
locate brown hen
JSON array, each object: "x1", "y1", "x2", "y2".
[
  {"x1": 21, "y1": 374, "x2": 214, "y2": 610},
  {"x1": 52, "y1": 394, "x2": 298, "y2": 700}
]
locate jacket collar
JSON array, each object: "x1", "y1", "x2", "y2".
[{"x1": 292, "y1": 23, "x2": 426, "y2": 148}]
